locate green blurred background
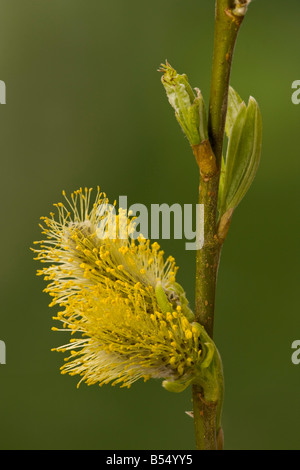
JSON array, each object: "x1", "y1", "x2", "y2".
[{"x1": 0, "y1": 0, "x2": 299, "y2": 450}]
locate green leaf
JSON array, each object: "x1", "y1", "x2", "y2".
[
  {"x1": 225, "y1": 86, "x2": 243, "y2": 138},
  {"x1": 155, "y1": 281, "x2": 173, "y2": 314},
  {"x1": 217, "y1": 155, "x2": 226, "y2": 211},
  {"x1": 196, "y1": 88, "x2": 208, "y2": 142},
  {"x1": 156, "y1": 281, "x2": 195, "y2": 322},
  {"x1": 162, "y1": 378, "x2": 193, "y2": 393},
  {"x1": 219, "y1": 95, "x2": 262, "y2": 216}
]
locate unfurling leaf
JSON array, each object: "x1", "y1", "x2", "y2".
[
  {"x1": 159, "y1": 62, "x2": 208, "y2": 146},
  {"x1": 218, "y1": 91, "x2": 262, "y2": 217},
  {"x1": 225, "y1": 86, "x2": 243, "y2": 138}
]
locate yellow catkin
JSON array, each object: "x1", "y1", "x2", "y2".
[{"x1": 32, "y1": 188, "x2": 202, "y2": 388}]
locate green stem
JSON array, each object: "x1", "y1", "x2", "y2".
[
  {"x1": 192, "y1": 167, "x2": 223, "y2": 451},
  {"x1": 192, "y1": 385, "x2": 218, "y2": 450},
  {"x1": 208, "y1": 1, "x2": 244, "y2": 164},
  {"x1": 192, "y1": 347, "x2": 224, "y2": 450},
  {"x1": 195, "y1": 174, "x2": 221, "y2": 337},
  {"x1": 192, "y1": 0, "x2": 245, "y2": 451}
]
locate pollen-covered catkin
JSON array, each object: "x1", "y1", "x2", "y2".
[{"x1": 32, "y1": 188, "x2": 204, "y2": 389}]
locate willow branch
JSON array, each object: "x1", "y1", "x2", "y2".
[{"x1": 192, "y1": 0, "x2": 246, "y2": 451}]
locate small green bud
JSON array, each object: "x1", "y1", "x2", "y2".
[{"x1": 159, "y1": 62, "x2": 207, "y2": 146}]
